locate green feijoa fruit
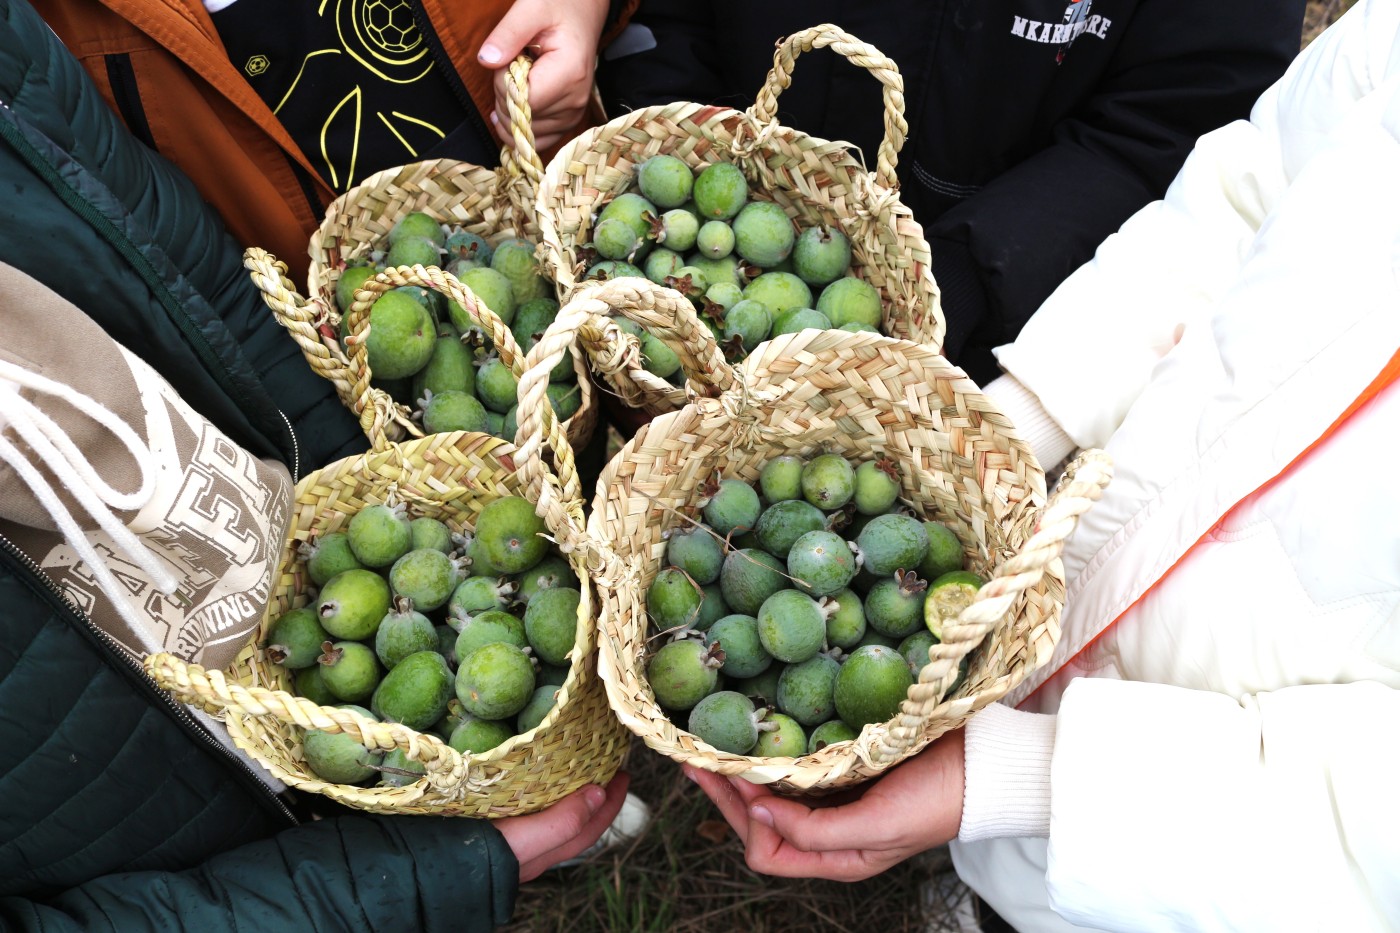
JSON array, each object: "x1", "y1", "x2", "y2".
[
  {"x1": 696, "y1": 220, "x2": 735, "y2": 260},
  {"x1": 305, "y1": 531, "x2": 363, "y2": 586},
  {"x1": 390, "y1": 211, "x2": 446, "y2": 248},
  {"x1": 839, "y1": 322, "x2": 880, "y2": 334},
  {"x1": 898, "y1": 630, "x2": 938, "y2": 678},
  {"x1": 644, "y1": 247, "x2": 686, "y2": 285},
  {"x1": 347, "y1": 502, "x2": 412, "y2": 568},
  {"x1": 371, "y1": 650, "x2": 453, "y2": 730},
  {"x1": 410, "y1": 516, "x2": 454, "y2": 554},
  {"x1": 742, "y1": 272, "x2": 812, "y2": 317},
  {"x1": 594, "y1": 216, "x2": 645, "y2": 261},
  {"x1": 665, "y1": 265, "x2": 709, "y2": 300},
  {"x1": 756, "y1": 589, "x2": 827, "y2": 664},
  {"x1": 448, "y1": 714, "x2": 515, "y2": 754},
  {"x1": 384, "y1": 234, "x2": 441, "y2": 270},
  {"x1": 455, "y1": 641, "x2": 536, "y2": 719},
  {"x1": 801, "y1": 454, "x2": 856, "y2": 511},
  {"x1": 825, "y1": 587, "x2": 867, "y2": 649},
  {"x1": 759, "y1": 455, "x2": 805, "y2": 503},
  {"x1": 688, "y1": 690, "x2": 760, "y2": 754},
  {"x1": 484, "y1": 410, "x2": 506, "y2": 436},
  {"x1": 733, "y1": 201, "x2": 794, "y2": 267},
  {"x1": 647, "y1": 566, "x2": 704, "y2": 630},
  {"x1": 474, "y1": 356, "x2": 518, "y2": 414},
  {"x1": 730, "y1": 664, "x2": 784, "y2": 708},
  {"x1": 705, "y1": 613, "x2": 771, "y2": 679},
  {"x1": 865, "y1": 570, "x2": 930, "y2": 638},
  {"x1": 295, "y1": 665, "x2": 337, "y2": 706},
  {"x1": 857, "y1": 513, "x2": 930, "y2": 577},
  {"x1": 516, "y1": 684, "x2": 560, "y2": 734},
  {"x1": 754, "y1": 499, "x2": 826, "y2": 559},
  {"x1": 665, "y1": 527, "x2": 724, "y2": 585},
  {"x1": 318, "y1": 641, "x2": 382, "y2": 703},
  {"x1": 598, "y1": 192, "x2": 657, "y2": 240},
  {"x1": 490, "y1": 237, "x2": 550, "y2": 304},
  {"x1": 514, "y1": 554, "x2": 572, "y2": 604},
  {"x1": 719, "y1": 548, "x2": 788, "y2": 616},
  {"x1": 693, "y1": 582, "x2": 729, "y2": 633},
  {"x1": 754, "y1": 712, "x2": 806, "y2": 758},
  {"x1": 446, "y1": 257, "x2": 483, "y2": 278},
  {"x1": 377, "y1": 747, "x2": 427, "y2": 787},
  {"x1": 336, "y1": 264, "x2": 377, "y2": 315},
  {"x1": 510, "y1": 296, "x2": 559, "y2": 348},
  {"x1": 546, "y1": 381, "x2": 582, "y2": 422},
  {"x1": 640, "y1": 332, "x2": 682, "y2": 379},
  {"x1": 395, "y1": 285, "x2": 442, "y2": 325},
  {"x1": 523, "y1": 586, "x2": 580, "y2": 667},
  {"x1": 920, "y1": 521, "x2": 966, "y2": 581},
  {"x1": 692, "y1": 163, "x2": 747, "y2": 220},
  {"x1": 457, "y1": 266, "x2": 516, "y2": 327},
  {"x1": 374, "y1": 598, "x2": 439, "y2": 669},
  {"x1": 792, "y1": 225, "x2": 852, "y2": 286},
  {"x1": 414, "y1": 332, "x2": 475, "y2": 402},
  {"x1": 647, "y1": 638, "x2": 722, "y2": 711},
  {"x1": 265, "y1": 607, "x2": 329, "y2": 669},
  {"x1": 856, "y1": 628, "x2": 903, "y2": 650},
  {"x1": 834, "y1": 645, "x2": 913, "y2": 730},
  {"x1": 706, "y1": 281, "x2": 743, "y2": 311},
  {"x1": 365, "y1": 290, "x2": 435, "y2": 380},
  {"x1": 776, "y1": 653, "x2": 840, "y2": 727},
  {"x1": 808, "y1": 719, "x2": 859, "y2": 752},
  {"x1": 433, "y1": 697, "x2": 469, "y2": 738},
  {"x1": 435, "y1": 623, "x2": 459, "y2": 667},
  {"x1": 303, "y1": 710, "x2": 383, "y2": 784},
  {"x1": 586, "y1": 260, "x2": 647, "y2": 281},
  {"x1": 317, "y1": 568, "x2": 392, "y2": 641},
  {"x1": 503, "y1": 405, "x2": 519, "y2": 440},
  {"x1": 537, "y1": 663, "x2": 570, "y2": 687},
  {"x1": 816, "y1": 276, "x2": 883, "y2": 329},
  {"x1": 770, "y1": 307, "x2": 832, "y2": 338},
  {"x1": 686, "y1": 253, "x2": 742, "y2": 290},
  {"x1": 924, "y1": 570, "x2": 985, "y2": 640},
  {"x1": 637, "y1": 154, "x2": 694, "y2": 208},
  {"x1": 703, "y1": 478, "x2": 762, "y2": 537},
  {"x1": 475, "y1": 495, "x2": 548, "y2": 574},
  {"x1": 722, "y1": 299, "x2": 771, "y2": 354},
  {"x1": 445, "y1": 229, "x2": 491, "y2": 264},
  {"x1": 422, "y1": 388, "x2": 488, "y2": 434},
  {"x1": 389, "y1": 547, "x2": 463, "y2": 612},
  {"x1": 853, "y1": 458, "x2": 901, "y2": 515},
  {"x1": 659, "y1": 209, "x2": 700, "y2": 252},
  {"x1": 449, "y1": 575, "x2": 517, "y2": 617},
  {"x1": 786, "y1": 530, "x2": 857, "y2": 598},
  {"x1": 452, "y1": 608, "x2": 528, "y2": 658}
]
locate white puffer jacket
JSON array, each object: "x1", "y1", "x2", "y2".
[{"x1": 948, "y1": 2, "x2": 1400, "y2": 930}]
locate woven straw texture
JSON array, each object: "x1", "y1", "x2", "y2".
[
  {"x1": 245, "y1": 56, "x2": 597, "y2": 449},
  {"x1": 145, "y1": 358, "x2": 627, "y2": 815},
  {"x1": 557, "y1": 285, "x2": 1109, "y2": 793},
  {"x1": 536, "y1": 24, "x2": 944, "y2": 418}
]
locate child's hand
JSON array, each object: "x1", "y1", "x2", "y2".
[{"x1": 494, "y1": 771, "x2": 630, "y2": 881}]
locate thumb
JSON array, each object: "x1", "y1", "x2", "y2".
[{"x1": 479, "y1": 1, "x2": 544, "y2": 67}]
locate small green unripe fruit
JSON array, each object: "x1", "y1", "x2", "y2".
[
  {"x1": 647, "y1": 638, "x2": 722, "y2": 711},
  {"x1": 647, "y1": 566, "x2": 704, "y2": 630},
  {"x1": 377, "y1": 747, "x2": 427, "y2": 787},
  {"x1": 474, "y1": 496, "x2": 548, "y2": 574},
  {"x1": 801, "y1": 454, "x2": 856, "y2": 511},
  {"x1": 422, "y1": 389, "x2": 488, "y2": 434},
  {"x1": 705, "y1": 613, "x2": 771, "y2": 679},
  {"x1": 808, "y1": 719, "x2": 859, "y2": 752},
  {"x1": 384, "y1": 234, "x2": 441, "y2": 270},
  {"x1": 390, "y1": 211, "x2": 446, "y2": 248},
  {"x1": 318, "y1": 641, "x2": 382, "y2": 703},
  {"x1": 517, "y1": 684, "x2": 560, "y2": 733},
  {"x1": 586, "y1": 260, "x2": 646, "y2": 281},
  {"x1": 594, "y1": 217, "x2": 645, "y2": 261},
  {"x1": 770, "y1": 307, "x2": 832, "y2": 338},
  {"x1": 448, "y1": 714, "x2": 515, "y2": 754},
  {"x1": 644, "y1": 247, "x2": 686, "y2": 285},
  {"x1": 816, "y1": 277, "x2": 883, "y2": 329},
  {"x1": 336, "y1": 264, "x2": 377, "y2": 315},
  {"x1": 317, "y1": 568, "x2": 392, "y2": 641},
  {"x1": 445, "y1": 229, "x2": 491, "y2": 264},
  {"x1": 658, "y1": 209, "x2": 700, "y2": 252},
  {"x1": 490, "y1": 237, "x2": 550, "y2": 304},
  {"x1": 598, "y1": 192, "x2": 657, "y2": 240},
  {"x1": 792, "y1": 225, "x2": 851, "y2": 286},
  {"x1": 719, "y1": 548, "x2": 788, "y2": 616},
  {"x1": 696, "y1": 220, "x2": 735, "y2": 260},
  {"x1": 665, "y1": 527, "x2": 724, "y2": 585},
  {"x1": 389, "y1": 547, "x2": 462, "y2": 611},
  {"x1": 686, "y1": 253, "x2": 742, "y2": 290},
  {"x1": 834, "y1": 645, "x2": 913, "y2": 730},
  {"x1": 758, "y1": 455, "x2": 805, "y2": 502},
  {"x1": 265, "y1": 607, "x2": 329, "y2": 669},
  {"x1": 455, "y1": 641, "x2": 536, "y2": 720},
  {"x1": 853, "y1": 458, "x2": 902, "y2": 515},
  {"x1": 409, "y1": 517, "x2": 454, "y2": 554},
  {"x1": 347, "y1": 502, "x2": 412, "y2": 568},
  {"x1": 688, "y1": 690, "x2": 762, "y2": 754},
  {"x1": 703, "y1": 479, "x2": 762, "y2": 537},
  {"x1": 865, "y1": 570, "x2": 930, "y2": 638},
  {"x1": 693, "y1": 582, "x2": 729, "y2": 633},
  {"x1": 756, "y1": 589, "x2": 828, "y2": 664},
  {"x1": 776, "y1": 653, "x2": 840, "y2": 727},
  {"x1": 457, "y1": 267, "x2": 516, "y2": 327},
  {"x1": 721, "y1": 299, "x2": 772, "y2": 355},
  {"x1": 786, "y1": 530, "x2": 857, "y2": 598},
  {"x1": 857, "y1": 514, "x2": 930, "y2": 577},
  {"x1": 305, "y1": 531, "x2": 363, "y2": 586},
  {"x1": 754, "y1": 712, "x2": 806, "y2": 758},
  {"x1": 303, "y1": 705, "x2": 383, "y2": 784},
  {"x1": 523, "y1": 585, "x2": 580, "y2": 666},
  {"x1": 742, "y1": 272, "x2": 812, "y2": 317},
  {"x1": 919, "y1": 521, "x2": 966, "y2": 581},
  {"x1": 449, "y1": 575, "x2": 517, "y2": 617},
  {"x1": 732, "y1": 201, "x2": 795, "y2": 267},
  {"x1": 452, "y1": 608, "x2": 528, "y2": 657},
  {"x1": 473, "y1": 356, "x2": 518, "y2": 415},
  {"x1": 514, "y1": 555, "x2": 572, "y2": 605},
  {"x1": 692, "y1": 162, "x2": 747, "y2": 220},
  {"x1": 899, "y1": 630, "x2": 939, "y2": 677},
  {"x1": 637, "y1": 154, "x2": 694, "y2": 208},
  {"x1": 365, "y1": 291, "x2": 436, "y2": 379},
  {"x1": 374, "y1": 599, "x2": 438, "y2": 668},
  {"x1": 295, "y1": 665, "x2": 337, "y2": 706},
  {"x1": 706, "y1": 281, "x2": 743, "y2": 311},
  {"x1": 371, "y1": 650, "x2": 454, "y2": 730},
  {"x1": 824, "y1": 588, "x2": 868, "y2": 649},
  {"x1": 754, "y1": 499, "x2": 826, "y2": 559}
]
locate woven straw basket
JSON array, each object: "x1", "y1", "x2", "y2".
[
  {"x1": 245, "y1": 56, "x2": 597, "y2": 450},
  {"x1": 537, "y1": 24, "x2": 944, "y2": 420},
  {"x1": 145, "y1": 273, "x2": 627, "y2": 816},
  {"x1": 549, "y1": 281, "x2": 1110, "y2": 793}
]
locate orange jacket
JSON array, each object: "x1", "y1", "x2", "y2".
[{"x1": 34, "y1": 0, "x2": 625, "y2": 286}]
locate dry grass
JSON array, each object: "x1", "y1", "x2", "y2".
[{"x1": 1304, "y1": 0, "x2": 1355, "y2": 46}]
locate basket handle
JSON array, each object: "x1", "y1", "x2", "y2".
[
  {"x1": 497, "y1": 55, "x2": 545, "y2": 227},
  {"x1": 144, "y1": 653, "x2": 473, "y2": 793},
  {"x1": 748, "y1": 25, "x2": 907, "y2": 190},
  {"x1": 876, "y1": 448, "x2": 1114, "y2": 761},
  {"x1": 243, "y1": 247, "x2": 405, "y2": 439}
]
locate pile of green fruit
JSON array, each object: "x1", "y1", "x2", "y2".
[
  {"x1": 336, "y1": 211, "x2": 581, "y2": 440},
  {"x1": 581, "y1": 155, "x2": 887, "y2": 378},
  {"x1": 644, "y1": 453, "x2": 983, "y2": 758},
  {"x1": 264, "y1": 495, "x2": 581, "y2": 786}
]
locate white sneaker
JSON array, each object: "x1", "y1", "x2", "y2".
[{"x1": 555, "y1": 791, "x2": 652, "y2": 868}]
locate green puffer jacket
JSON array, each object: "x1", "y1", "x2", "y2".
[{"x1": 0, "y1": 0, "x2": 518, "y2": 928}]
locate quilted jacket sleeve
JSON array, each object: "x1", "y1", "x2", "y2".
[{"x1": 0, "y1": 815, "x2": 519, "y2": 933}]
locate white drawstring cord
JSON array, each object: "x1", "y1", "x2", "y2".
[{"x1": 0, "y1": 360, "x2": 178, "y2": 634}]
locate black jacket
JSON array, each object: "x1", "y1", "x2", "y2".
[
  {"x1": 597, "y1": 0, "x2": 1306, "y2": 383},
  {"x1": 0, "y1": 1, "x2": 517, "y2": 928}
]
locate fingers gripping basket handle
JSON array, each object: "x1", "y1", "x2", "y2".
[
  {"x1": 876, "y1": 448, "x2": 1115, "y2": 762},
  {"x1": 497, "y1": 55, "x2": 545, "y2": 226},
  {"x1": 749, "y1": 24, "x2": 908, "y2": 190},
  {"x1": 144, "y1": 653, "x2": 469, "y2": 793}
]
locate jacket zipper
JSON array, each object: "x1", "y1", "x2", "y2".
[
  {"x1": 408, "y1": 2, "x2": 500, "y2": 156},
  {"x1": 0, "y1": 533, "x2": 299, "y2": 828},
  {"x1": 276, "y1": 407, "x2": 302, "y2": 480}
]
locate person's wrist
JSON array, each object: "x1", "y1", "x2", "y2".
[{"x1": 958, "y1": 703, "x2": 1056, "y2": 842}]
